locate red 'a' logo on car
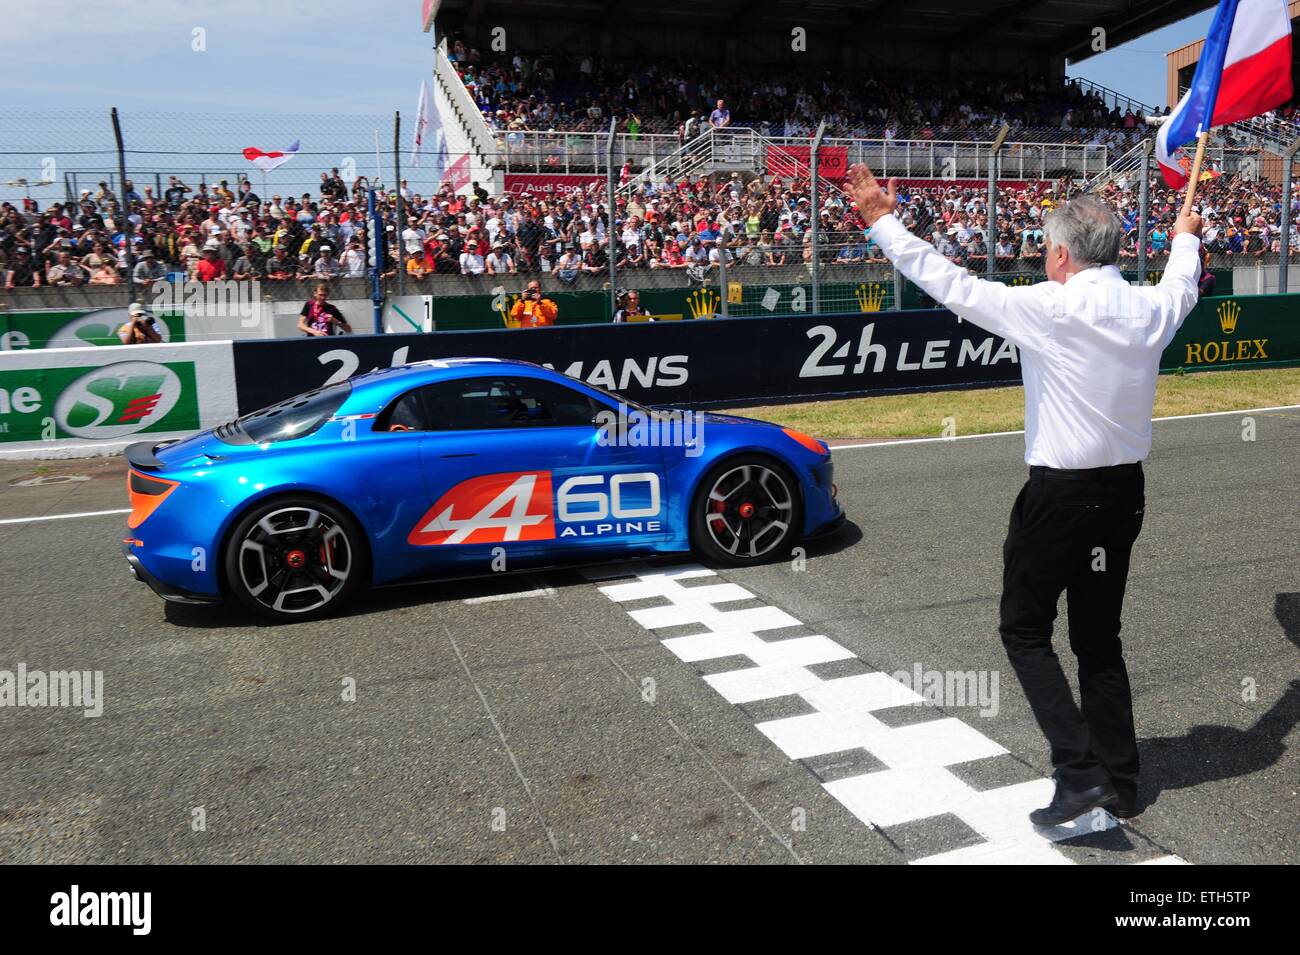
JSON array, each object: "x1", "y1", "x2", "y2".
[{"x1": 408, "y1": 471, "x2": 556, "y2": 546}]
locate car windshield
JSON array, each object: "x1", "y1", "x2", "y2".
[{"x1": 217, "y1": 381, "x2": 351, "y2": 445}]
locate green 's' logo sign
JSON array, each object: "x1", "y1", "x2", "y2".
[
  {"x1": 53, "y1": 361, "x2": 186, "y2": 439},
  {"x1": 0, "y1": 360, "x2": 199, "y2": 443}
]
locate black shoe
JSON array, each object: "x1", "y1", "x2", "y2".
[
  {"x1": 1029, "y1": 780, "x2": 1119, "y2": 826},
  {"x1": 1111, "y1": 796, "x2": 1138, "y2": 819}
]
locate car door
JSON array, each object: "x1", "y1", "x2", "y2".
[{"x1": 399, "y1": 374, "x2": 668, "y2": 575}]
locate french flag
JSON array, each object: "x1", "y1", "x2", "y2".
[
  {"x1": 242, "y1": 140, "x2": 301, "y2": 173},
  {"x1": 1156, "y1": 0, "x2": 1293, "y2": 188}
]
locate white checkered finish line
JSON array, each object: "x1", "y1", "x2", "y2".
[{"x1": 582, "y1": 562, "x2": 1187, "y2": 865}]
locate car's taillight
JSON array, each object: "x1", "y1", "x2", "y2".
[{"x1": 127, "y1": 470, "x2": 179, "y2": 528}]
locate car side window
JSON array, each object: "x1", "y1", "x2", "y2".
[
  {"x1": 411, "y1": 376, "x2": 598, "y2": 431},
  {"x1": 380, "y1": 389, "x2": 429, "y2": 432},
  {"x1": 497, "y1": 377, "x2": 600, "y2": 427}
]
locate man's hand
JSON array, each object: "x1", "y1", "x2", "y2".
[
  {"x1": 1174, "y1": 210, "x2": 1203, "y2": 239},
  {"x1": 846, "y1": 164, "x2": 899, "y2": 227}
]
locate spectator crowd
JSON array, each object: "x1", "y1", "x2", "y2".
[
  {"x1": 447, "y1": 38, "x2": 1153, "y2": 154},
  {"x1": 5, "y1": 163, "x2": 1295, "y2": 294},
  {"x1": 4, "y1": 49, "x2": 1298, "y2": 293}
]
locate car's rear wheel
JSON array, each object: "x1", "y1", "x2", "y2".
[
  {"x1": 223, "y1": 497, "x2": 365, "y2": 621},
  {"x1": 690, "y1": 454, "x2": 802, "y2": 566}
]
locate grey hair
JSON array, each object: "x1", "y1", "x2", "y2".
[{"x1": 1041, "y1": 196, "x2": 1122, "y2": 267}]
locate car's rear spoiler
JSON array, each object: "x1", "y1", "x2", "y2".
[{"x1": 124, "y1": 440, "x2": 178, "y2": 471}]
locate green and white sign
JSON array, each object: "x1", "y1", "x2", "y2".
[
  {"x1": 0, "y1": 340, "x2": 236, "y2": 457},
  {"x1": 0, "y1": 308, "x2": 185, "y2": 350},
  {"x1": 0, "y1": 360, "x2": 198, "y2": 443}
]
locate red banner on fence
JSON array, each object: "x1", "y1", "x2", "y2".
[
  {"x1": 441, "y1": 155, "x2": 471, "y2": 191},
  {"x1": 893, "y1": 178, "x2": 1045, "y2": 191},
  {"x1": 504, "y1": 173, "x2": 604, "y2": 199},
  {"x1": 766, "y1": 145, "x2": 849, "y2": 181}
]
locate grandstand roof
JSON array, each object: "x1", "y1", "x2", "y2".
[{"x1": 426, "y1": 0, "x2": 1219, "y2": 66}]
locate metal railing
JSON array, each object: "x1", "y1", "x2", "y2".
[
  {"x1": 1081, "y1": 140, "x2": 1152, "y2": 194},
  {"x1": 1066, "y1": 77, "x2": 1157, "y2": 122},
  {"x1": 434, "y1": 40, "x2": 497, "y2": 167},
  {"x1": 496, "y1": 126, "x2": 1109, "y2": 181}
]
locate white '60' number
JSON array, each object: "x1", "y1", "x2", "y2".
[{"x1": 557, "y1": 473, "x2": 660, "y2": 521}]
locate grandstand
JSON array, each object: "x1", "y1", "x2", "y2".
[{"x1": 3, "y1": 0, "x2": 1296, "y2": 318}]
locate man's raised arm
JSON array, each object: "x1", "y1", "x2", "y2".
[
  {"x1": 846, "y1": 165, "x2": 1052, "y2": 354},
  {"x1": 1149, "y1": 213, "x2": 1203, "y2": 348}
]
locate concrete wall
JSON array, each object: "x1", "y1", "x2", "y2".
[{"x1": 1232, "y1": 264, "x2": 1300, "y2": 296}]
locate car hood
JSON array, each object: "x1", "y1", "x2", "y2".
[{"x1": 658, "y1": 409, "x2": 780, "y2": 429}]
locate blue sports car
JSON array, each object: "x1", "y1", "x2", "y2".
[{"x1": 123, "y1": 358, "x2": 843, "y2": 620}]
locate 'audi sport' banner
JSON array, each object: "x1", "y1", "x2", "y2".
[
  {"x1": 231, "y1": 309, "x2": 1024, "y2": 414},
  {"x1": 504, "y1": 174, "x2": 604, "y2": 198}
]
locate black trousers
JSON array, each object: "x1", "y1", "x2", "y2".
[{"x1": 998, "y1": 462, "x2": 1145, "y2": 799}]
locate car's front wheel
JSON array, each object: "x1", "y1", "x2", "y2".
[
  {"x1": 690, "y1": 454, "x2": 802, "y2": 566},
  {"x1": 223, "y1": 497, "x2": 365, "y2": 621}
]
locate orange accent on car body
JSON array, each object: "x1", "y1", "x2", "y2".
[{"x1": 782, "y1": 428, "x2": 829, "y2": 455}]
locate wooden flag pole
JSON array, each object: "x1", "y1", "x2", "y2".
[{"x1": 1180, "y1": 131, "x2": 1210, "y2": 217}]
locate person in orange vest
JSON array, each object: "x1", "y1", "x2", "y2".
[{"x1": 510, "y1": 279, "x2": 558, "y2": 328}]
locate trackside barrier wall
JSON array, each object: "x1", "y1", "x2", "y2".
[
  {"x1": 230, "y1": 293, "x2": 1300, "y2": 414},
  {"x1": 0, "y1": 306, "x2": 272, "y2": 347},
  {"x1": 2, "y1": 294, "x2": 1291, "y2": 459},
  {"x1": 231, "y1": 308, "x2": 1023, "y2": 412},
  {"x1": 0, "y1": 340, "x2": 237, "y2": 459}
]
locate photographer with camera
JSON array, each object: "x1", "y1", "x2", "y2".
[
  {"x1": 509, "y1": 279, "x2": 558, "y2": 328},
  {"x1": 117, "y1": 302, "x2": 163, "y2": 344}
]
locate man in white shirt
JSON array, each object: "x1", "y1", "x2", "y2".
[
  {"x1": 458, "y1": 247, "x2": 486, "y2": 275},
  {"x1": 847, "y1": 164, "x2": 1203, "y2": 826},
  {"x1": 402, "y1": 223, "x2": 425, "y2": 256}
]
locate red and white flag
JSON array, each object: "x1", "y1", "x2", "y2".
[
  {"x1": 1156, "y1": 0, "x2": 1293, "y2": 187},
  {"x1": 441, "y1": 154, "x2": 470, "y2": 191},
  {"x1": 242, "y1": 140, "x2": 300, "y2": 173}
]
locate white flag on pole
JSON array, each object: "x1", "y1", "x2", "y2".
[{"x1": 412, "y1": 80, "x2": 431, "y2": 168}]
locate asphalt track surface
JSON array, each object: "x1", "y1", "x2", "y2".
[{"x1": 0, "y1": 408, "x2": 1296, "y2": 864}]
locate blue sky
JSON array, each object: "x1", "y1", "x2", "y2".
[
  {"x1": 0, "y1": 0, "x2": 440, "y2": 115},
  {"x1": 1066, "y1": 8, "x2": 1216, "y2": 108}
]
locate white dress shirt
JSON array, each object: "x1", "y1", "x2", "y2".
[{"x1": 869, "y1": 214, "x2": 1202, "y2": 469}]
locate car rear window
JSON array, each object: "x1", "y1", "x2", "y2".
[{"x1": 216, "y1": 381, "x2": 351, "y2": 445}]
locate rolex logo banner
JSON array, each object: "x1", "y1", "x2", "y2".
[{"x1": 1170, "y1": 294, "x2": 1300, "y2": 370}]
